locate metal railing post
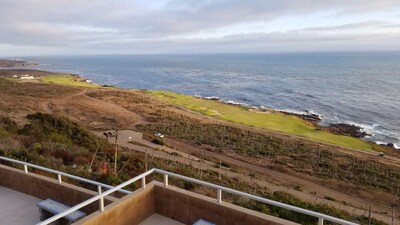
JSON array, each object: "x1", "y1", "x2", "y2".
[
  {"x1": 57, "y1": 174, "x2": 62, "y2": 184},
  {"x1": 164, "y1": 174, "x2": 168, "y2": 186},
  {"x1": 0, "y1": 156, "x2": 132, "y2": 195},
  {"x1": 24, "y1": 164, "x2": 28, "y2": 173},
  {"x1": 98, "y1": 186, "x2": 104, "y2": 212},
  {"x1": 141, "y1": 176, "x2": 146, "y2": 189},
  {"x1": 217, "y1": 189, "x2": 222, "y2": 203},
  {"x1": 0, "y1": 157, "x2": 359, "y2": 225},
  {"x1": 36, "y1": 169, "x2": 155, "y2": 225}
]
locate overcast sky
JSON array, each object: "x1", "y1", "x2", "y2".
[{"x1": 1, "y1": 0, "x2": 400, "y2": 56}]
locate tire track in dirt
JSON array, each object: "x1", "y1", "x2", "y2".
[
  {"x1": 43, "y1": 89, "x2": 395, "y2": 223},
  {"x1": 46, "y1": 90, "x2": 145, "y2": 128},
  {"x1": 165, "y1": 138, "x2": 394, "y2": 223},
  {"x1": 96, "y1": 129, "x2": 393, "y2": 224}
]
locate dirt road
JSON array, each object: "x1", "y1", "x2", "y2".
[
  {"x1": 44, "y1": 90, "x2": 145, "y2": 129},
  {"x1": 39, "y1": 89, "x2": 395, "y2": 223},
  {"x1": 96, "y1": 129, "x2": 394, "y2": 224}
]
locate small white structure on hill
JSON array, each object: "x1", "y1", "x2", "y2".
[
  {"x1": 20, "y1": 74, "x2": 35, "y2": 80},
  {"x1": 155, "y1": 132, "x2": 164, "y2": 138}
]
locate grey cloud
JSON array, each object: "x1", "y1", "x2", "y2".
[
  {"x1": 303, "y1": 21, "x2": 400, "y2": 32},
  {"x1": 71, "y1": 30, "x2": 400, "y2": 54},
  {"x1": 4, "y1": 30, "x2": 400, "y2": 56},
  {"x1": 0, "y1": 0, "x2": 400, "y2": 55}
]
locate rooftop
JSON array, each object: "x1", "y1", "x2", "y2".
[{"x1": 0, "y1": 186, "x2": 40, "y2": 225}]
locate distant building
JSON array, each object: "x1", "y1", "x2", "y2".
[{"x1": 20, "y1": 74, "x2": 35, "y2": 80}]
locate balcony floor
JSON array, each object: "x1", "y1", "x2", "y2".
[
  {"x1": 0, "y1": 186, "x2": 41, "y2": 225},
  {"x1": 139, "y1": 213, "x2": 185, "y2": 225}
]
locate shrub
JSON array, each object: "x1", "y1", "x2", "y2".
[
  {"x1": 151, "y1": 138, "x2": 164, "y2": 145},
  {"x1": 33, "y1": 142, "x2": 43, "y2": 150},
  {"x1": 0, "y1": 116, "x2": 18, "y2": 133},
  {"x1": 19, "y1": 113, "x2": 105, "y2": 152},
  {"x1": 73, "y1": 155, "x2": 90, "y2": 165}
]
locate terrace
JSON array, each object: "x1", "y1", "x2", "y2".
[
  {"x1": 0, "y1": 156, "x2": 358, "y2": 225},
  {"x1": 0, "y1": 186, "x2": 40, "y2": 224}
]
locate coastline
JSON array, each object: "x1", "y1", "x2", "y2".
[
  {"x1": 1, "y1": 64, "x2": 398, "y2": 150},
  {"x1": 192, "y1": 94, "x2": 400, "y2": 149},
  {"x1": 1, "y1": 64, "x2": 396, "y2": 224},
  {"x1": 0, "y1": 59, "x2": 38, "y2": 67}
]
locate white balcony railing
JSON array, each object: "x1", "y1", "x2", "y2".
[{"x1": 0, "y1": 156, "x2": 358, "y2": 225}]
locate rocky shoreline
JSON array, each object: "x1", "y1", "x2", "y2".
[
  {"x1": 280, "y1": 111, "x2": 370, "y2": 138},
  {"x1": 195, "y1": 95, "x2": 372, "y2": 140},
  {"x1": 2, "y1": 67, "x2": 397, "y2": 150},
  {"x1": 325, "y1": 123, "x2": 368, "y2": 138},
  {"x1": 279, "y1": 110, "x2": 322, "y2": 123},
  {"x1": 280, "y1": 112, "x2": 397, "y2": 150}
]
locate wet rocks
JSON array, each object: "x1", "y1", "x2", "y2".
[
  {"x1": 326, "y1": 123, "x2": 368, "y2": 138},
  {"x1": 280, "y1": 111, "x2": 321, "y2": 124}
]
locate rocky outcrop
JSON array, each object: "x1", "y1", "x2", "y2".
[
  {"x1": 280, "y1": 111, "x2": 321, "y2": 124},
  {"x1": 326, "y1": 123, "x2": 368, "y2": 138}
]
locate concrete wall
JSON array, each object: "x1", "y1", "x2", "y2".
[
  {"x1": 0, "y1": 164, "x2": 299, "y2": 225},
  {"x1": 75, "y1": 181, "x2": 297, "y2": 225},
  {"x1": 0, "y1": 164, "x2": 116, "y2": 214},
  {"x1": 155, "y1": 183, "x2": 299, "y2": 225},
  {"x1": 75, "y1": 183, "x2": 156, "y2": 225}
]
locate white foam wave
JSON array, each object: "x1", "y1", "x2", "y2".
[
  {"x1": 277, "y1": 108, "x2": 325, "y2": 118},
  {"x1": 203, "y1": 96, "x2": 220, "y2": 100},
  {"x1": 222, "y1": 99, "x2": 249, "y2": 107},
  {"x1": 197, "y1": 95, "x2": 249, "y2": 107},
  {"x1": 134, "y1": 86, "x2": 400, "y2": 149},
  {"x1": 334, "y1": 121, "x2": 400, "y2": 149}
]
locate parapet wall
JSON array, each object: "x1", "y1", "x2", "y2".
[
  {"x1": 0, "y1": 164, "x2": 116, "y2": 214},
  {"x1": 75, "y1": 181, "x2": 297, "y2": 225},
  {"x1": 75, "y1": 182, "x2": 156, "y2": 225},
  {"x1": 154, "y1": 183, "x2": 299, "y2": 225}
]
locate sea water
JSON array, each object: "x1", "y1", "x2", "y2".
[{"x1": 22, "y1": 53, "x2": 400, "y2": 148}]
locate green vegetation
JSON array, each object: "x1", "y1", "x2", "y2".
[
  {"x1": 237, "y1": 193, "x2": 385, "y2": 225},
  {"x1": 3, "y1": 77, "x2": 19, "y2": 81},
  {"x1": 0, "y1": 113, "x2": 143, "y2": 182},
  {"x1": 0, "y1": 77, "x2": 78, "y2": 98},
  {"x1": 19, "y1": 113, "x2": 103, "y2": 150},
  {"x1": 0, "y1": 114, "x2": 387, "y2": 224},
  {"x1": 138, "y1": 113, "x2": 400, "y2": 194},
  {"x1": 40, "y1": 75, "x2": 101, "y2": 87},
  {"x1": 161, "y1": 165, "x2": 385, "y2": 225},
  {"x1": 150, "y1": 90, "x2": 373, "y2": 151},
  {"x1": 85, "y1": 89, "x2": 399, "y2": 194},
  {"x1": 142, "y1": 132, "x2": 165, "y2": 145}
]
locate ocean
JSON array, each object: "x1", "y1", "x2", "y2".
[{"x1": 20, "y1": 53, "x2": 400, "y2": 148}]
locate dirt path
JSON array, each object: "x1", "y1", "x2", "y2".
[
  {"x1": 165, "y1": 138, "x2": 394, "y2": 220},
  {"x1": 38, "y1": 88, "x2": 395, "y2": 223},
  {"x1": 41, "y1": 101, "x2": 53, "y2": 114},
  {"x1": 95, "y1": 129, "x2": 394, "y2": 224},
  {"x1": 44, "y1": 90, "x2": 145, "y2": 129},
  {"x1": 40, "y1": 90, "x2": 85, "y2": 114}
]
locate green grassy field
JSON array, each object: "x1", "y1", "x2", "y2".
[
  {"x1": 40, "y1": 74, "x2": 102, "y2": 87},
  {"x1": 150, "y1": 90, "x2": 374, "y2": 151}
]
